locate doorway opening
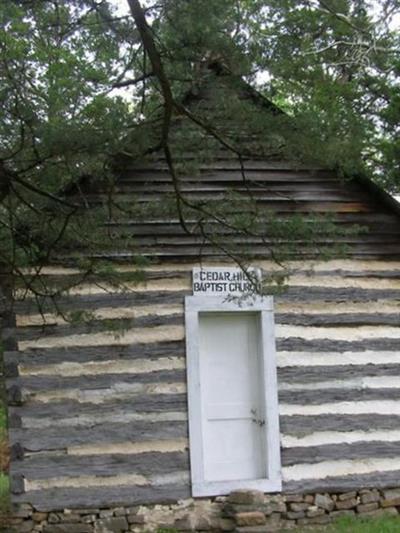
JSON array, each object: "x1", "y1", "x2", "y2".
[{"x1": 185, "y1": 296, "x2": 281, "y2": 497}]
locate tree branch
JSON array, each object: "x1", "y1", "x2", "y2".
[
  {"x1": 127, "y1": 0, "x2": 188, "y2": 232},
  {"x1": 112, "y1": 71, "x2": 154, "y2": 88}
]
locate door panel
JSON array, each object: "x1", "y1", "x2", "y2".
[{"x1": 199, "y1": 313, "x2": 265, "y2": 483}]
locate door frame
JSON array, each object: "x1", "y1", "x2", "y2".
[{"x1": 185, "y1": 295, "x2": 282, "y2": 497}]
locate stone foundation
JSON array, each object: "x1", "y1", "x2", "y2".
[{"x1": 2, "y1": 488, "x2": 400, "y2": 532}]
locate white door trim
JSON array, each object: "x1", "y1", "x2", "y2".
[{"x1": 185, "y1": 295, "x2": 282, "y2": 497}]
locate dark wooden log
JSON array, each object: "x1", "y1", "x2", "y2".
[
  {"x1": 109, "y1": 180, "x2": 362, "y2": 195},
  {"x1": 3, "y1": 360, "x2": 18, "y2": 378},
  {"x1": 14, "y1": 286, "x2": 400, "y2": 316},
  {"x1": 276, "y1": 338, "x2": 400, "y2": 352},
  {"x1": 102, "y1": 222, "x2": 400, "y2": 238},
  {"x1": 10, "y1": 443, "x2": 24, "y2": 460},
  {"x1": 15, "y1": 269, "x2": 189, "y2": 290},
  {"x1": 14, "y1": 290, "x2": 188, "y2": 314},
  {"x1": 8, "y1": 393, "x2": 187, "y2": 422},
  {"x1": 277, "y1": 287, "x2": 400, "y2": 302},
  {"x1": 282, "y1": 441, "x2": 400, "y2": 467},
  {"x1": 7, "y1": 368, "x2": 186, "y2": 395},
  {"x1": 279, "y1": 387, "x2": 400, "y2": 405},
  {"x1": 7, "y1": 384, "x2": 23, "y2": 406},
  {"x1": 280, "y1": 414, "x2": 400, "y2": 436},
  {"x1": 309, "y1": 269, "x2": 400, "y2": 279},
  {"x1": 12, "y1": 267, "x2": 400, "y2": 304},
  {"x1": 85, "y1": 191, "x2": 368, "y2": 204},
  {"x1": 278, "y1": 363, "x2": 400, "y2": 383},
  {"x1": 9, "y1": 420, "x2": 188, "y2": 451},
  {"x1": 118, "y1": 168, "x2": 338, "y2": 181},
  {"x1": 8, "y1": 413, "x2": 22, "y2": 429},
  {"x1": 275, "y1": 313, "x2": 400, "y2": 327},
  {"x1": 4, "y1": 340, "x2": 185, "y2": 366},
  {"x1": 13, "y1": 483, "x2": 191, "y2": 512},
  {"x1": 12, "y1": 451, "x2": 189, "y2": 479},
  {"x1": 14, "y1": 313, "x2": 184, "y2": 342},
  {"x1": 9, "y1": 474, "x2": 24, "y2": 495},
  {"x1": 284, "y1": 470, "x2": 400, "y2": 494}
]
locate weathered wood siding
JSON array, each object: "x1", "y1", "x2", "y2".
[
  {"x1": 4, "y1": 258, "x2": 400, "y2": 510},
  {"x1": 3, "y1": 144, "x2": 400, "y2": 510},
  {"x1": 66, "y1": 159, "x2": 400, "y2": 260}
]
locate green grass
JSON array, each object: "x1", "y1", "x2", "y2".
[
  {"x1": 295, "y1": 515, "x2": 400, "y2": 532},
  {"x1": 0, "y1": 474, "x2": 9, "y2": 514}
]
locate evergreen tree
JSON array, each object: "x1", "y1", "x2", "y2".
[{"x1": 0, "y1": 0, "x2": 399, "y2": 303}]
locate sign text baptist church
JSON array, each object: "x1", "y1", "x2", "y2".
[{"x1": 192, "y1": 267, "x2": 261, "y2": 296}]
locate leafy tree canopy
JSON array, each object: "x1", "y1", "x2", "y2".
[{"x1": 0, "y1": 0, "x2": 399, "y2": 302}]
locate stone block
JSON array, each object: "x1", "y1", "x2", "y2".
[
  {"x1": 335, "y1": 498, "x2": 358, "y2": 510},
  {"x1": 48, "y1": 513, "x2": 61, "y2": 523},
  {"x1": 125, "y1": 507, "x2": 140, "y2": 515},
  {"x1": 381, "y1": 489, "x2": 400, "y2": 507},
  {"x1": 268, "y1": 501, "x2": 286, "y2": 513},
  {"x1": 382, "y1": 507, "x2": 399, "y2": 517},
  {"x1": 155, "y1": 522, "x2": 176, "y2": 531},
  {"x1": 357, "y1": 502, "x2": 379, "y2": 514},
  {"x1": 219, "y1": 518, "x2": 236, "y2": 531},
  {"x1": 286, "y1": 511, "x2": 305, "y2": 520},
  {"x1": 16, "y1": 520, "x2": 35, "y2": 532},
  {"x1": 228, "y1": 490, "x2": 265, "y2": 505},
  {"x1": 235, "y1": 515, "x2": 281, "y2": 531},
  {"x1": 297, "y1": 514, "x2": 331, "y2": 526},
  {"x1": 284, "y1": 494, "x2": 303, "y2": 503},
  {"x1": 306, "y1": 506, "x2": 325, "y2": 518},
  {"x1": 99, "y1": 510, "x2": 114, "y2": 518},
  {"x1": 234, "y1": 512, "x2": 266, "y2": 527},
  {"x1": 314, "y1": 494, "x2": 334, "y2": 512},
  {"x1": 304, "y1": 495, "x2": 314, "y2": 504},
  {"x1": 0, "y1": 518, "x2": 24, "y2": 527},
  {"x1": 223, "y1": 504, "x2": 272, "y2": 517},
  {"x1": 32, "y1": 512, "x2": 48, "y2": 522},
  {"x1": 289, "y1": 502, "x2": 310, "y2": 512},
  {"x1": 360, "y1": 490, "x2": 380, "y2": 505},
  {"x1": 235, "y1": 526, "x2": 268, "y2": 533},
  {"x1": 94, "y1": 517, "x2": 128, "y2": 533},
  {"x1": 264, "y1": 513, "x2": 282, "y2": 531},
  {"x1": 338, "y1": 491, "x2": 357, "y2": 501},
  {"x1": 127, "y1": 513, "x2": 145, "y2": 525},
  {"x1": 59, "y1": 514, "x2": 82, "y2": 523},
  {"x1": 363, "y1": 507, "x2": 398, "y2": 518},
  {"x1": 195, "y1": 515, "x2": 217, "y2": 531},
  {"x1": 43, "y1": 525, "x2": 93, "y2": 533},
  {"x1": 235, "y1": 524, "x2": 281, "y2": 533},
  {"x1": 174, "y1": 514, "x2": 196, "y2": 531},
  {"x1": 12, "y1": 504, "x2": 33, "y2": 518},
  {"x1": 82, "y1": 514, "x2": 97, "y2": 524},
  {"x1": 82, "y1": 516, "x2": 97, "y2": 524},
  {"x1": 331, "y1": 510, "x2": 355, "y2": 519},
  {"x1": 279, "y1": 520, "x2": 297, "y2": 530}
]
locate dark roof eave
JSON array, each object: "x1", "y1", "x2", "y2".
[{"x1": 353, "y1": 172, "x2": 400, "y2": 219}]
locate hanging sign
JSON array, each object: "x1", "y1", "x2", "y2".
[{"x1": 192, "y1": 267, "x2": 261, "y2": 296}]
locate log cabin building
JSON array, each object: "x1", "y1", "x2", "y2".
[{"x1": 2, "y1": 65, "x2": 400, "y2": 531}]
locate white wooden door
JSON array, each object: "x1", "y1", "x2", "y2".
[{"x1": 198, "y1": 312, "x2": 265, "y2": 482}]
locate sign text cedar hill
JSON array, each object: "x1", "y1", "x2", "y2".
[{"x1": 192, "y1": 267, "x2": 261, "y2": 296}]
